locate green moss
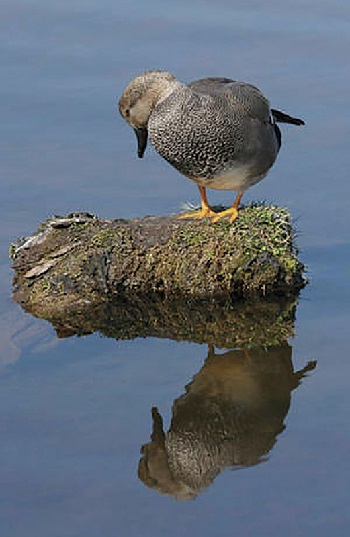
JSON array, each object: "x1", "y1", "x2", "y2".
[{"x1": 90, "y1": 228, "x2": 124, "y2": 248}]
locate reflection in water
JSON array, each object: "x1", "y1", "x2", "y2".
[
  {"x1": 0, "y1": 307, "x2": 57, "y2": 370},
  {"x1": 14, "y1": 294, "x2": 298, "y2": 349},
  {"x1": 10, "y1": 282, "x2": 316, "y2": 498},
  {"x1": 139, "y1": 344, "x2": 316, "y2": 500}
]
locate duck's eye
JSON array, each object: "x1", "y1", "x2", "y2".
[{"x1": 125, "y1": 108, "x2": 130, "y2": 118}]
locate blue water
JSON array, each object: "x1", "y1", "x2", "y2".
[{"x1": 1, "y1": 1, "x2": 350, "y2": 536}]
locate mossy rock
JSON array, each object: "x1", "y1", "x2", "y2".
[{"x1": 10, "y1": 206, "x2": 306, "y2": 343}]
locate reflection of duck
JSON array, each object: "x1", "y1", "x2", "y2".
[
  {"x1": 139, "y1": 344, "x2": 316, "y2": 499},
  {"x1": 119, "y1": 70, "x2": 304, "y2": 222}
]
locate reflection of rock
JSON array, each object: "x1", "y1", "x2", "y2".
[
  {"x1": 12, "y1": 292, "x2": 298, "y2": 349},
  {"x1": 139, "y1": 344, "x2": 316, "y2": 499}
]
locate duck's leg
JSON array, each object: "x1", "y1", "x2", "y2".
[
  {"x1": 210, "y1": 192, "x2": 243, "y2": 223},
  {"x1": 178, "y1": 186, "x2": 217, "y2": 220}
]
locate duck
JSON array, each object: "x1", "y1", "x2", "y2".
[{"x1": 119, "y1": 70, "x2": 304, "y2": 223}]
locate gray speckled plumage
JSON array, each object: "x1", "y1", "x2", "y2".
[{"x1": 119, "y1": 70, "x2": 304, "y2": 222}]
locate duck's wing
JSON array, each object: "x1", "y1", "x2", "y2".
[{"x1": 188, "y1": 77, "x2": 271, "y2": 124}]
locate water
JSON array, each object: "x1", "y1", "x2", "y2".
[{"x1": 1, "y1": 1, "x2": 350, "y2": 536}]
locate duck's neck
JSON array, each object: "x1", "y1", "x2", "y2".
[{"x1": 148, "y1": 79, "x2": 183, "y2": 108}]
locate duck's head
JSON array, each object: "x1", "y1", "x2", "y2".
[{"x1": 119, "y1": 70, "x2": 178, "y2": 158}]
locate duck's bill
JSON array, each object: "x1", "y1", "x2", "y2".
[{"x1": 134, "y1": 128, "x2": 148, "y2": 158}]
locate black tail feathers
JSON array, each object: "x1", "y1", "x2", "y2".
[{"x1": 271, "y1": 108, "x2": 305, "y2": 126}]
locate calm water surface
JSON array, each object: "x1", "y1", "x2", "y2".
[{"x1": 1, "y1": 1, "x2": 350, "y2": 536}]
